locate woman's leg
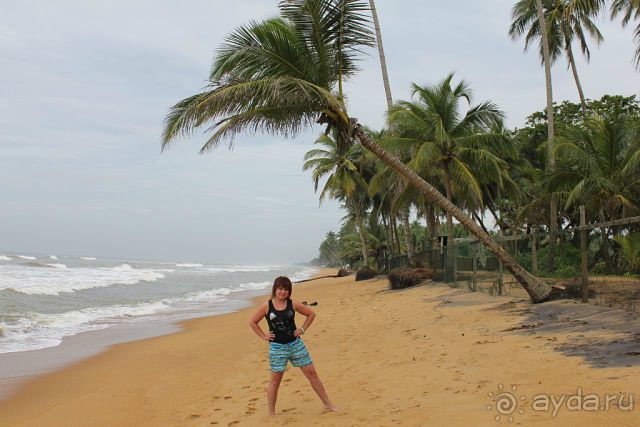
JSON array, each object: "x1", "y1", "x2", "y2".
[
  {"x1": 267, "y1": 371, "x2": 284, "y2": 416},
  {"x1": 299, "y1": 364, "x2": 339, "y2": 412}
]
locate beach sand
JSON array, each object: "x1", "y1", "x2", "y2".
[{"x1": 0, "y1": 270, "x2": 639, "y2": 426}]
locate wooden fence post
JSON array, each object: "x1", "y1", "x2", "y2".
[
  {"x1": 498, "y1": 230, "x2": 504, "y2": 296},
  {"x1": 580, "y1": 206, "x2": 588, "y2": 303},
  {"x1": 472, "y1": 243, "x2": 478, "y2": 292},
  {"x1": 531, "y1": 230, "x2": 538, "y2": 274}
]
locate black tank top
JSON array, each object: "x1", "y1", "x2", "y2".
[{"x1": 265, "y1": 299, "x2": 298, "y2": 344}]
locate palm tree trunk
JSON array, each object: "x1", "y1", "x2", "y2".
[
  {"x1": 354, "y1": 125, "x2": 552, "y2": 302},
  {"x1": 427, "y1": 204, "x2": 438, "y2": 243},
  {"x1": 472, "y1": 211, "x2": 490, "y2": 234},
  {"x1": 426, "y1": 204, "x2": 438, "y2": 268},
  {"x1": 400, "y1": 205, "x2": 415, "y2": 265},
  {"x1": 369, "y1": 0, "x2": 393, "y2": 110},
  {"x1": 369, "y1": 0, "x2": 416, "y2": 265},
  {"x1": 384, "y1": 212, "x2": 395, "y2": 256},
  {"x1": 392, "y1": 215, "x2": 401, "y2": 255},
  {"x1": 395, "y1": 182, "x2": 415, "y2": 266},
  {"x1": 566, "y1": 41, "x2": 588, "y2": 118},
  {"x1": 535, "y1": 0, "x2": 557, "y2": 273},
  {"x1": 599, "y1": 207, "x2": 613, "y2": 273},
  {"x1": 442, "y1": 161, "x2": 456, "y2": 282},
  {"x1": 355, "y1": 207, "x2": 369, "y2": 267}
]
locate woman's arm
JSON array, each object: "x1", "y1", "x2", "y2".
[
  {"x1": 292, "y1": 300, "x2": 316, "y2": 336},
  {"x1": 249, "y1": 302, "x2": 274, "y2": 341}
]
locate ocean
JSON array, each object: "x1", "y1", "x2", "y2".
[{"x1": 0, "y1": 252, "x2": 318, "y2": 355}]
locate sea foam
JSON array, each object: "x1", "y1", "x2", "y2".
[
  {"x1": 0, "y1": 264, "x2": 165, "y2": 295},
  {"x1": 46, "y1": 263, "x2": 68, "y2": 269},
  {"x1": 0, "y1": 301, "x2": 174, "y2": 353}
]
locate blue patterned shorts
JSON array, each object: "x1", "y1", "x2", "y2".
[{"x1": 269, "y1": 338, "x2": 313, "y2": 372}]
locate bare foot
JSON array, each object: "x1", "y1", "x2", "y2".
[
  {"x1": 323, "y1": 404, "x2": 340, "y2": 413},
  {"x1": 268, "y1": 412, "x2": 276, "y2": 417}
]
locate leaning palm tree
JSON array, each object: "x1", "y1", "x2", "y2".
[
  {"x1": 162, "y1": 0, "x2": 552, "y2": 302},
  {"x1": 386, "y1": 74, "x2": 517, "y2": 281},
  {"x1": 611, "y1": 0, "x2": 640, "y2": 69},
  {"x1": 510, "y1": 0, "x2": 558, "y2": 272},
  {"x1": 303, "y1": 133, "x2": 371, "y2": 266},
  {"x1": 510, "y1": 0, "x2": 605, "y2": 117}
]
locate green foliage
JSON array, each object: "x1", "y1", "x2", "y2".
[
  {"x1": 318, "y1": 231, "x2": 342, "y2": 267},
  {"x1": 514, "y1": 95, "x2": 640, "y2": 169},
  {"x1": 549, "y1": 107, "x2": 640, "y2": 217},
  {"x1": 386, "y1": 73, "x2": 511, "y2": 212},
  {"x1": 162, "y1": 0, "x2": 375, "y2": 153},
  {"x1": 509, "y1": 0, "x2": 605, "y2": 66},
  {"x1": 614, "y1": 232, "x2": 640, "y2": 273},
  {"x1": 537, "y1": 242, "x2": 581, "y2": 278},
  {"x1": 611, "y1": 0, "x2": 640, "y2": 69}
]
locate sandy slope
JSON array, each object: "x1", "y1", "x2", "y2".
[{"x1": 0, "y1": 272, "x2": 638, "y2": 426}]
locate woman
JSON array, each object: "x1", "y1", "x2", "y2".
[{"x1": 249, "y1": 276, "x2": 339, "y2": 416}]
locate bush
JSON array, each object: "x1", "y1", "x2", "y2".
[
  {"x1": 337, "y1": 268, "x2": 350, "y2": 277},
  {"x1": 355, "y1": 266, "x2": 377, "y2": 281},
  {"x1": 537, "y1": 242, "x2": 582, "y2": 278},
  {"x1": 388, "y1": 268, "x2": 433, "y2": 290}
]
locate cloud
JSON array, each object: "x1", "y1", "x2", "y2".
[{"x1": 0, "y1": 0, "x2": 637, "y2": 263}]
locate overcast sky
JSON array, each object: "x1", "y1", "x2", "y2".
[{"x1": 0, "y1": 1, "x2": 637, "y2": 264}]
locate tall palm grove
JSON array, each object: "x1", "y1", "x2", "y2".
[{"x1": 162, "y1": 0, "x2": 640, "y2": 303}]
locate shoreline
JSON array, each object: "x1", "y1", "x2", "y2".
[
  {"x1": 0, "y1": 268, "x2": 325, "y2": 400},
  {"x1": 1, "y1": 271, "x2": 639, "y2": 425}
]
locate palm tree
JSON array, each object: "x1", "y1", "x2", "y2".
[
  {"x1": 548, "y1": 110, "x2": 640, "y2": 271},
  {"x1": 510, "y1": 0, "x2": 605, "y2": 117},
  {"x1": 162, "y1": 0, "x2": 552, "y2": 302},
  {"x1": 303, "y1": 133, "x2": 371, "y2": 266},
  {"x1": 510, "y1": 0, "x2": 558, "y2": 272},
  {"x1": 611, "y1": 0, "x2": 640, "y2": 69},
  {"x1": 551, "y1": 113, "x2": 640, "y2": 218},
  {"x1": 386, "y1": 74, "x2": 516, "y2": 281},
  {"x1": 369, "y1": 0, "x2": 393, "y2": 109},
  {"x1": 368, "y1": 1, "x2": 415, "y2": 265}
]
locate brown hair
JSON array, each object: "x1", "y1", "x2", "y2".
[{"x1": 270, "y1": 276, "x2": 292, "y2": 299}]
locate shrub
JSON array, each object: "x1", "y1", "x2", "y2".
[
  {"x1": 337, "y1": 268, "x2": 350, "y2": 277},
  {"x1": 614, "y1": 233, "x2": 640, "y2": 274},
  {"x1": 388, "y1": 268, "x2": 433, "y2": 290},
  {"x1": 537, "y1": 242, "x2": 582, "y2": 278},
  {"x1": 355, "y1": 266, "x2": 377, "y2": 281}
]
